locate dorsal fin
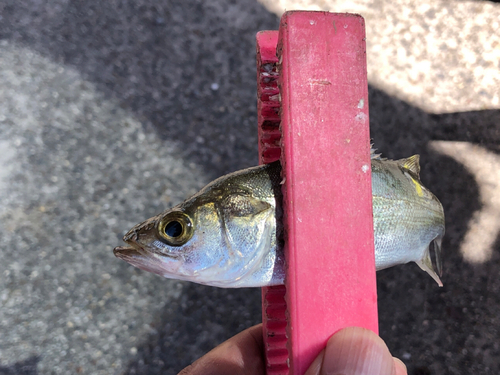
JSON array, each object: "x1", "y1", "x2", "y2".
[
  {"x1": 399, "y1": 154, "x2": 421, "y2": 176},
  {"x1": 370, "y1": 144, "x2": 383, "y2": 160}
]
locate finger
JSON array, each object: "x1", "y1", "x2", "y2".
[
  {"x1": 320, "y1": 327, "x2": 396, "y2": 375},
  {"x1": 304, "y1": 348, "x2": 325, "y2": 375},
  {"x1": 393, "y1": 358, "x2": 408, "y2": 375},
  {"x1": 178, "y1": 324, "x2": 265, "y2": 375}
]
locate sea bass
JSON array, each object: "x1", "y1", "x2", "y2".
[{"x1": 114, "y1": 153, "x2": 445, "y2": 287}]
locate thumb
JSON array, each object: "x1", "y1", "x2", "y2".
[{"x1": 305, "y1": 327, "x2": 407, "y2": 375}]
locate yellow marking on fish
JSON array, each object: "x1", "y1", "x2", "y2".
[{"x1": 409, "y1": 174, "x2": 424, "y2": 197}]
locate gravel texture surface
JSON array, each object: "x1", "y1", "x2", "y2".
[{"x1": 0, "y1": 1, "x2": 499, "y2": 374}]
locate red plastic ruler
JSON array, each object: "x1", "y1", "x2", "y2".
[{"x1": 257, "y1": 11, "x2": 378, "y2": 375}]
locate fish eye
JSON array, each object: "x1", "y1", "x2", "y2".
[
  {"x1": 165, "y1": 221, "x2": 183, "y2": 237},
  {"x1": 158, "y1": 211, "x2": 194, "y2": 246}
]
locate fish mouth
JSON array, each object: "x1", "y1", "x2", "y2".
[
  {"x1": 113, "y1": 246, "x2": 152, "y2": 267},
  {"x1": 113, "y1": 245, "x2": 173, "y2": 278},
  {"x1": 113, "y1": 246, "x2": 144, "y2": 259}
]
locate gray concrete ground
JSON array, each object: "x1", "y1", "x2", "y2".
[{"x1": 0, "y1": 1, "x2": 499, "y2": 374}]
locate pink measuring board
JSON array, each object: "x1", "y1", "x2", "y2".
[{"x1": 257, "y1": 11, "x2": 378, "y2": 375}]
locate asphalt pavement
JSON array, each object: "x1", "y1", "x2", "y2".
[{"x1": 0, "y1": 1, "x2": 499, "y2": 374}]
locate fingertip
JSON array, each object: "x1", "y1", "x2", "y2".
[
  {"x1": 322, "y1": 327, "x2": 394, "y2": 375},
  {"x1": 304, "y1": 348, "x2": 325, "y2": 375},
  {"x1": 393, "y1": 357, "x2": 408, "y2": 375}
]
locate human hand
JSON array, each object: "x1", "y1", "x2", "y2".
[{"x1": 178, "y1": 324, "x2": 407, "y2": 375}]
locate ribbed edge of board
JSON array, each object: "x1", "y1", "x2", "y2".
[{"x1": 256, "y1": 30, "x2": 289, "y2": 375}]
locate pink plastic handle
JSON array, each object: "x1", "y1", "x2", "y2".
[{"x1": 257, "y1": 11, "x2": 377, "y2": 375}]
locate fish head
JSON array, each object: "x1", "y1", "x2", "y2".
[{"x1": 113, "y1": 183, "x2": 276, "y2": 287}]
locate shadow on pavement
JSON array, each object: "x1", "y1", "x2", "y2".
[
  {"x1": 0, "y1": 356, "x2": 39, "y2": 375},
  {"x1": 371, "y1": 89, "x2": 500, "y2": 374},
  {"x1": 1, "y1": 0, "x2": 500, "y2": 374},
  {"x1": 0, "y1": 0, "x2": 279, "y2": 177}
]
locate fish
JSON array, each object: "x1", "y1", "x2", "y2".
[{"x1": 114, "y1": 151, "x2": 445, "y2": 287}]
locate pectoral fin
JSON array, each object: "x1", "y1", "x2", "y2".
[{"x1": 416, "y1": 237, "x2": 443, "y2": 287}]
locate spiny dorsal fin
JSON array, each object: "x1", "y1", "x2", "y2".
[
  {"x1": 399, "y1": 154, "x2": 421, "y2": 176},
  {"x1": 370, "y1": 144, "x2": 383, "y2": 160}
]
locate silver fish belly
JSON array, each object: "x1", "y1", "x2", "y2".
[{"x1": 114, "y1": 154, "x2": 445, "y2": 287}]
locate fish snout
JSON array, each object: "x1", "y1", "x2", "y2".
[
  {"x1": 122, "y1": 229, "x2": 138, "y2": 243},
  {"x1": 122, "y1": 216, "x2": 159, "y2": 244}
]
